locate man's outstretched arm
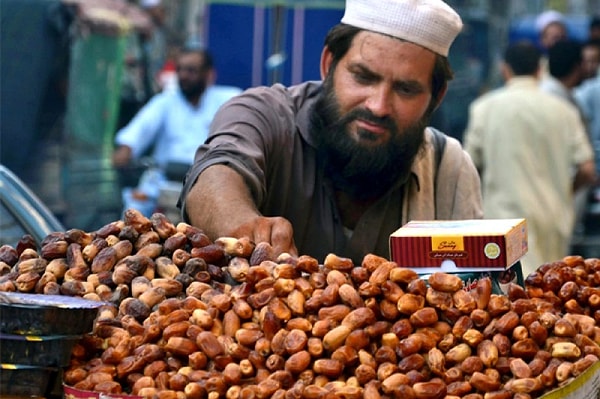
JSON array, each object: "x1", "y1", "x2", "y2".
[{"x1": 185, "y1": 164, "x2": 298, "y2": 257}]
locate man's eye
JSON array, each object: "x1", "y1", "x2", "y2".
[
  {"x1": 353, "y1": 72, "x2": 374, "y2": 84},
  {"x1": 177, "y1": 66, "x2": 201, "y2": 74},
  {"x1": 394, "y1": 84, "x2": 421, "y2": 96}
]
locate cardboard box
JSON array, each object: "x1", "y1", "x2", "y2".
[{"x1": 389, "y1": 219, "x2": 527, "y2": 273}]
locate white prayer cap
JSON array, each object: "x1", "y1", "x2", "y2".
[
  {"x1": 340, "y1": 0, "x2": 463, "y2": 57},
  {"x1": 535, "y1": 10, "x2": 565, "y2": 33}
]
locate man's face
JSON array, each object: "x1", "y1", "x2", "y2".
[
  {"x1": 582, "y1": 45, "x2": 600, "y2": 79},
  {"x1": 312, "y1": 31, "x2": 438, "y2": 199},
  {"x1": 176, "y1": 53, "x2": 210, "y2": 100},
  {"x1": 541, "y1": 23, "x2": 567, "y2": 50}
]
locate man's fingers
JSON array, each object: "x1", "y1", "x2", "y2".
[
  {"x1": 284, "y1": 241, "x2": 299, "y2": 258},
  {"x1": 251, "y1": 219, "x2": 275, "y2": 245},
  {"x1": 270, "y1": 217, "x2": 296, "y2": 257},
  {"x1": 234, "y1": 216, "x2": 296, "y2": 258}
]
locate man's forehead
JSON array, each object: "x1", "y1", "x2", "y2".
[
  {"x1": 178, "y1": 52, "x2": 204, "y2": 64},
  {"x1": 543, "y1": 22, "x2": 567, "y2": 35},
  {"x1": 349, "y1": 31, "x2": 436, "y2": 59},
  {"x1": 342, "y1": 32, "x2": 435, "y2": 88}
]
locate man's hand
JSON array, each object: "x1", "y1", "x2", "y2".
[
  {"x1": 230, "y1": 216, "x2": 298, "y2": 258},
  {"x1": 186, "y1": 165, "x2": 298, "y2": 258},
  {"x1": 574, "y1": 159, "x2": 597, "y2": 192},
  {"x1": 112, "y1": 145, "x2": 133, "y2": 168}
]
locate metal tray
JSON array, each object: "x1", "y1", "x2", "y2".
[
  {"x1": 0, "y1": 364, "x2": 59, "y2": 397},
  {"x1": 63, "y1": 384, "x2": 143, "y2": 399},
  {"x1": 0, "y1": 292, "x2": 104, "y2": 335},
  {"x1": 0, "y1": 333, "x2": 81, "y2": 367}
]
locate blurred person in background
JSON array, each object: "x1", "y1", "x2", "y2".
[
  {"x1": 535, "y1": 10, "x2": 568, "y2": 77},
  {"x1": 178, "y1": 0, "x2": 483, "y2": 263},
  {"x1": 112, "y1": 47, "x2": 242, "y2": 217},
  {"x1": 575, "y1": 72, "x2": 600, "y2": 176},
  {"x1": 536, "y1": 10, "x2": 568, "y2": 52},
  {"x1": 575, "y1": 64, "x2": 600, "y2": 222},
  {"x1": 463, "y1": 41, "x2": 596, "y2": 277},
  {"x1": 540, "y1": 39, "x2": 592, "y2": 240},
  {"x1": 581, "y1": 39, "x2": 600, "y2": 81},
  {"x1": 540, "y1": 40, "x2": 585, "y2": 115},
  {"x1": 589, "y1": 15, "x2": 600, "y2": 41},
  {"x1": 576, "y1": 17, "x2": 600, "y2": 178}
]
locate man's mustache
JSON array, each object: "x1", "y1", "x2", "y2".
[{"x1": 341, "y1": 108, "x2": 397, "y2": 132}]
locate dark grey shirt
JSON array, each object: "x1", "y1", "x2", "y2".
[{"x1": 180, "y1": 81, "x2": 483, "y2": 263}]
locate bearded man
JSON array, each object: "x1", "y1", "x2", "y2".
[
  {"x1": 113, "y1": 47, "x2": 242, "y2": 217},
  {"x1": 179, "y1": 0, "x2": 483, "y2": 263}
]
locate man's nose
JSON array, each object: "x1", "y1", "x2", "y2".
[{"x1": 364, "y1": 85, "x2": 393, "y2": 117}]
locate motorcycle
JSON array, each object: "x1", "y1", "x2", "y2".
[
  {"x1": 155, "y1": 161, "x2": 190, "y2": 224},
  {"x1": 117, "y1": 158, "x2": 188, "y2": 224}
]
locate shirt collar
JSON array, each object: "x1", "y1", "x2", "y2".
[{"x1": 506, "y1": 75, "x2": 540, "y2": 88}]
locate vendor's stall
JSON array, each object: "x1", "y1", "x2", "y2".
[{"x1": 0, "y1": 210, "x2": 599, "y2": 398}]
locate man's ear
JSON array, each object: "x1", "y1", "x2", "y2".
[
  {"x1": 500, "y1": 62, "x2": 513, "y2": 81},
  {"x1": 320, "y1": 46, "x2": 333, "y2": 80},
  {"x1": 432, "y1": 83, "x2": 448, "y2": 112},
  {"x1": 207, "y1": 69, "x2": 217, "y2": 85}
]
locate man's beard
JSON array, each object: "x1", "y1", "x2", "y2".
[
  {"x1": 180, "y1": 81, "x2": 207, "y2": 102},
  {"x1": 310, "y1": 78, "x2": 430, "y2": 201}
]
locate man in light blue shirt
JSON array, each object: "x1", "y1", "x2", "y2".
[
  {"x1": 113, "y1": 46, "x2": 242, "y2": 216},
  {"x1": 575, "y1": 75, "x2": 600, "y2": 228},
  {"x1": 575, "y1": 75, "x2": 600, "y2": 175}
]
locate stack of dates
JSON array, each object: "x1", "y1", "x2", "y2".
[{"x1": 0, "y1": 210, "x2": 598, "y2": 399}]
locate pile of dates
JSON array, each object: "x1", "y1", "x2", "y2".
[{"x1": 0, "y1": 210, "x2": 599, "y2": 399}]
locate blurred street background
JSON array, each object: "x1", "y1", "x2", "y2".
[{"x1": 1, "y1": 0, "x2": 599, "y2": 254}]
